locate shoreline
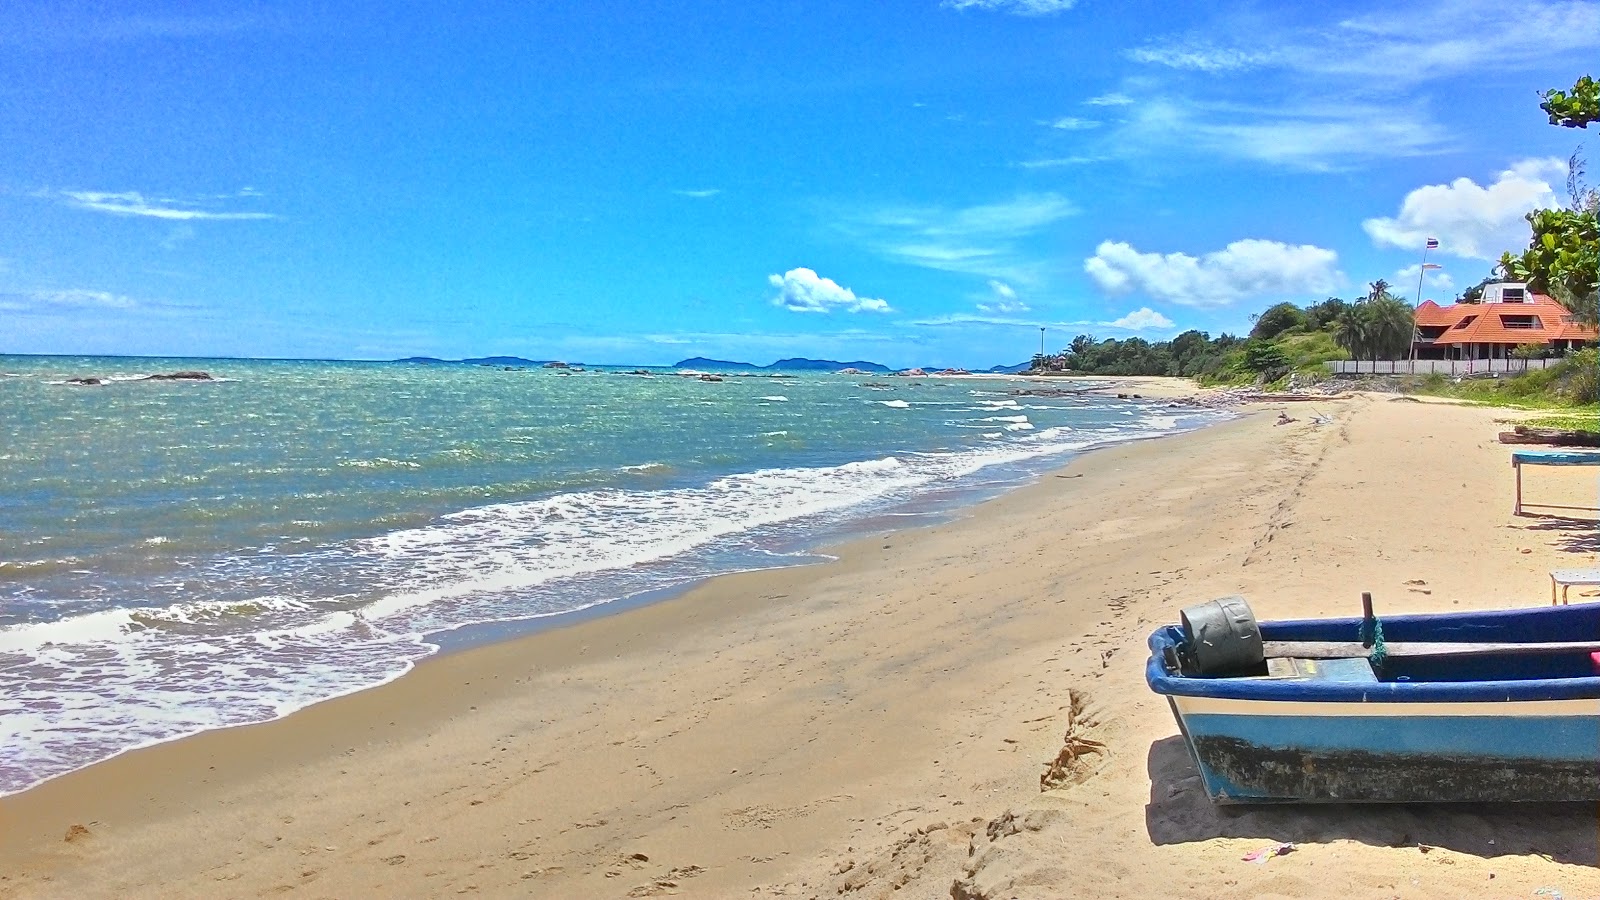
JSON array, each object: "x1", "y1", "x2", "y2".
[
  {"x1": 5, "y1": 388, "x2": 1594, "y2": 898},
  {"x1": 0, "y1": 375, "x2": 1222, "y2": 802}
]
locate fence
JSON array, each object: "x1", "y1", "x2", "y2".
[{"x1": 1326, "y1": 359, "x2": 1560, "y2": 376}]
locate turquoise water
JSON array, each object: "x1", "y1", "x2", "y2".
[{"x1": 0, "y1": 355, "x2": 1223, "y2": 794}]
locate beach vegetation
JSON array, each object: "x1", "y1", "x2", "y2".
[
  {"x1": 1248, "y1": 302, "x2": 1308, "y2": 341},
  {"x1": 1331, "y1": 293, "x2": 1414, "y2": 362},
  {"x1": 1409, "y1": 349, "x2": 1599, "y2": 408}
]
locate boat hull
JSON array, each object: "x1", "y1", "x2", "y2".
[
  {"x1": 1169, "y1": 694, "x2": 1600, "y2": 803},
  {"x1": 1147, "y1": 603, "x2": 1600, "y2": 803}
]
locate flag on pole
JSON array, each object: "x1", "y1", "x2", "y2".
[
  {"x1": 1425, "y1": 238, "x2": 1439, "y2": 249},
  {"x1": 1422, "y1": 263, "x2": 1443, "y2": 270}
]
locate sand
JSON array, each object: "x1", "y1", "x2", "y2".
[{"x1": 3, "y1": 387, "x2": 1598, "y2": 899}]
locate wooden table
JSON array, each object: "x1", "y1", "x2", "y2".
[{"x1": 1510, "y1": 450, "x2": 1600, "y2": 516}]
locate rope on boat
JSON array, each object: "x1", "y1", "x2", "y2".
[{"x1": 1359, "y1": 616, "x2": 1388, "y2": 669}]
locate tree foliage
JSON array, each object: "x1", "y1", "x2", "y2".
[
  {"x1": 1332, "y1": 295, "x2": 1414, "y2": 362},
  {"x1": 1499, "y1": 208, "x2": 1600, "y2": 323},
  {"x1": 1241, "y1": 341, "x2": 1290, "y2": 379},
  {"x1": 1542, "y1": 75, "x2": 1599, "y2": 129},
  {"x1": 1503, "y1": 74, "x2": 1600, "y2": 326},
  {"x1": 1304, "y1": 297, "x2": 1351, "y2": 330},
  {"x1": 1054, "y1": 331, "x2": 1243, "y2": 377},
  {"x1": 1249, "y1": 302, "x2": 1308, "y2": 340}
]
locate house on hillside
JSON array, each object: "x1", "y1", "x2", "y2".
[{"x1": 1412, "y1": 282, "x2": 1597, "y2": 360}]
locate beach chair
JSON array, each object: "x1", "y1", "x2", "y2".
[{"x1": 1551, "y1": 568, "x2": 1600, "y2": 605}]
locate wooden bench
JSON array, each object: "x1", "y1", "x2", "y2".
[{"x1": 1551, "y1": 568, "x2": 1600, "y2": 605}]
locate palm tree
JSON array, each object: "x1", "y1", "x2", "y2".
[
  {"x1": 1367, "y1": 279, "x2": 1391, "y2": 302},
  {"x1": 1366, "y1": 296, "x2": 1415, "y2": 359},
  {"x1": 1333, "y1": 309, "x2": 1370, "y2": 363}
]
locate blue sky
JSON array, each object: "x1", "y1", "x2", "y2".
[{"x1": 2, "y1": 0, "x2": 1595, "y2": 367}]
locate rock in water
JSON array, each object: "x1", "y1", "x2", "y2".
[{"x1": 143, "y1": 371, "x2": 214, "y2": 381}]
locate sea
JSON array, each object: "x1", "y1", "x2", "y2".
[{"x1": 0, "y1": 356, "x2": 1226, "y2": 796}]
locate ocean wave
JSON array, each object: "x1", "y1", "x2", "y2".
[
  {"x1": 877, "y1": 399, "x2": 911, "y2": 409},
  {"x1": 759, "y1": 396, "x2": 789, "y2": 402},
  {"x1": 357, "y1": 456, "x2": 921, "y2": 621},
  {"x1": 618, "y1": 462, "x2": 670, "y2": 473},
  {"x1": 339, "y1": 457, "x2": 423, "y2": 470},
  {"x1": 0, "y1": 395, "x2": 1228, "y2": 797}
]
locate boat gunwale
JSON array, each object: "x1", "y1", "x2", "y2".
[{"x1": 1146, "y1": 604, "x2": 1600, "y2": 704}]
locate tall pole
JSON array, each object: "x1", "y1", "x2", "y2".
[
  {"x1": 1039, "y1": 327, "x2": 1046, "y2": 358},
  {"x1": 1410, "y1": 242, "x2": 1431, "y2": 373}
]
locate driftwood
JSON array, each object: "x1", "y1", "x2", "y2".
[
  {"x1": 1264, "y1": 639, "x2": 1600, "y2": 660},
  {"x1": 1237, "y1": 392, "x2": 1352, "y2": 402},
  {"x1": 1497, "y1": 425, "x2": 1600, "y2": 447}
]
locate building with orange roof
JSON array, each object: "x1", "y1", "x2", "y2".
[{"x1": 1412, "y1": 283, "x2": 1596, "y2": 360}]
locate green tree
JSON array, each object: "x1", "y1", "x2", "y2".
[
  {"x1": 1333, "y1": 310, "x2": 1370, "y2": 361},
  {"x1": 1366, "y1": 295, "x2": 1416, "y2": 359},
  {"x1": 1499, "y1": 207, "x2": 1600, "y2": 323},
  {"x1": 1241, "y1": 341, "x2": 1289, "y2": 379},
  {"x1": 1304, "y1": 297, "x2": 1350, "y2": 330},
  {"x1": 1506, "y1": 74, "x2": 1600, "y2": 327},
  {"x1": 1333, "y1": 295, "x2": 1414, "y2": 362},
  {"x1": 1249, "y1": 302, "x2": 1307, "y2": 340},
  {"x1": 1542, "y1": 75, "x2": 1599, "y2": 128},
  {"x1": 1511, "y1": 342, "x2": 1546, "y2": 372}
]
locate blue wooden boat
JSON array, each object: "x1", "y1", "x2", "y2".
[{"x1": 1146, "y1": 597, "x2": 1600, "y2": 803}]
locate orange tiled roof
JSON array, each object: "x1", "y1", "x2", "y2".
[{"x1": 1414, "y1": 294, "x2": 1597, "y2": 346}]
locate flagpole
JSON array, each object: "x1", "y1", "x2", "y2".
[{"x1": 1410, "y1": 241, "x2": 1432, "y2": 372}]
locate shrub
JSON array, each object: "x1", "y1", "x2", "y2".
[{"x1": 1560, "y1": 348, "x2": 1598, "y2": 404}]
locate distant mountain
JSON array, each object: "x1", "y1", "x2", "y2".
[
  {"x1": 673, "y1": 356, "x2": 893, "y2": 373},
  {"x1": 672, "y1": 357, "x2": 765, "y2": 371},
  {"x1": 461, "y1": 356, "x2": 548, "y2": 366},
  {"x1": 986, "y1": 361, "x2": 1033, "y2": 374},
  {"x1": 397, "y1": 356, "x2": 451, "y2": 364}
]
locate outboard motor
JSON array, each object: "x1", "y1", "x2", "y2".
[{"x1": 1180, "y1": 596, "x2": 1264, "y2": 676}]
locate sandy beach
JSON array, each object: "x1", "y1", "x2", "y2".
[{"x1": 3, "y1": 382, "x2": 1597, "y2": 899}]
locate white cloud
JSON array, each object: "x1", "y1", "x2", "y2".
[
  {"x1": 1084, "y1": 239, "x2": 1343, "y2": 308},
  {"x1": 1043, "y1": 116, "x2": 1099, "y2": 130},
  {"x1": 29, "y1": 289, "x2": 137, "y2": 308},
  {"x1": 1084, "y1": 92, "x2": 1133, "y2": 107},
  {"x1": 1128, "y1": 1, "x2": 1600, "y2": 86},
  {"x1": 1106, "y1": 307, "x2": 1175, "y2": 330},
  {"x1": 768, "y1": 268, "x2": 892, "y2": 314},
  {"x1": 1394, "y1": 264, "x2": 1456, "y2": 298},
  {"x1": 59, "y1": 190, "x2": 275, "y2": 220},
  {"x1": 1361, "y1": 159, "x2": 1564, "y2": 260},
  {"x1": 910, "y1": 313, "x2": 1094, "y2": 328},
  {"x1": 1111, "y1": 96, "x2": 1450, "y2": 170},
  {"x1": 846, "y1": 193, "x2": 1077, "y2": 282},
  {"x1": 976, "y1": 280, "x2": 1030, "y2": 314},
  {"x1": 941, "y1": 0, "x2": 1077, "y2": 15},
  {"x1": 0, "y1": 288, "x2": 142, "y2": 314},
  {"x1": 673, "y1": 188, "x2": 721, "y2": 198},
  {"x1": 1126, "y1": 44, "x2": 1267, "y2": 73},
  {"x1": 1017, "y1": 156, "x2": 1107, "y2": 169}
]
